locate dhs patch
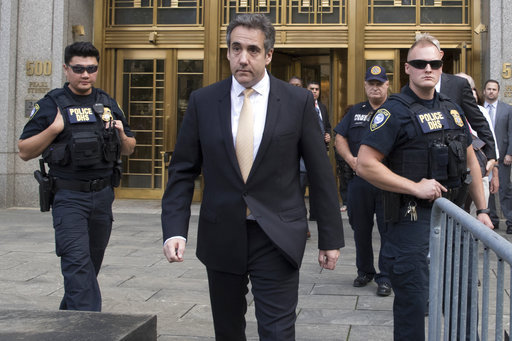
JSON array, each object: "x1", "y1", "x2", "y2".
[{"x1": 370, "y1": 108, "x2": 391, "y2": 131}]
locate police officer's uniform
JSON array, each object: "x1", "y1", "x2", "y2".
[
  {"x1": 334, "y1": 101, "x2": 389, "y2": 287},
  {"x1": 361, "y1": 85, "x2": 471, "y2": 341},
  {"x1": 20, "y1": 83, "x2": 133, "y2": 311}
]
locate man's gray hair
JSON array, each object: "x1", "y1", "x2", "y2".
[{"x1": 226, "y1": 13, "x2": 275, "y2": 54}]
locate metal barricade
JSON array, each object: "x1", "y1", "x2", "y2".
[{"x1": 429, "y1": 198, "x2": 512, "y2": 341}]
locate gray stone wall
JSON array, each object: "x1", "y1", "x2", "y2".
[
  {"x1": 488, "y1": 0, "x2": 512, "y2": 104},
  {"x1": 0, "y1": 0, "x2": 94, "y2": 208}
]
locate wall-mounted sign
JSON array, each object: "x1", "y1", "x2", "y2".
[{"x1": 26, "y1": 60, "x2": 52, "y2": 76}]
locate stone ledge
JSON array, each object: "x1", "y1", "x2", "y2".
[{"x1": 0, "y1": 309, "x2": 157, "y2": 341}]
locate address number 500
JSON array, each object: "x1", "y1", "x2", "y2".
[{"x1": 26, "y1": 61, "x2": 52, "y2": 76}]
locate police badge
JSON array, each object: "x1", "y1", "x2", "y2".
[
  {"x1": 450, "y1": 109, "x2": 464, "y2": 127},
  {"x1": 102, "y1": 107, "x2": 113, "y2": 122}
]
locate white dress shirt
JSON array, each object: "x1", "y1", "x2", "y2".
[{"x1": 230, "y1": 71, "x2": 270, "y2": 158}]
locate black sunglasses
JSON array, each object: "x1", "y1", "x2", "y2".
[
  {"x1": 407, "y1": 59, "x2": 443, "y2": 70},
  {"x1": 67, "y1": 64, "x2": 98, "y2": 74}
]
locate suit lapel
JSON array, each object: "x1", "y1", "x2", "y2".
[
  {"x1": 250, "y1": 75, "x2": 281, "y2": 178},
  {"x1": 217, "y1": 78, "x2": 244, "y2": 178}
]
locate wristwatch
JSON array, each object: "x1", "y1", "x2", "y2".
[{"x1": 476, "y1": 208, "x2": 490, "y2": 215}]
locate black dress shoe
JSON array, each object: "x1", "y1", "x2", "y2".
[
  {"x1": 507, "y1": 226, "x2": 512, "y2": 234},
  {"x1": 353, "y1": 274, "x2": 372, "y2": 287},
  {"x1": 377, "y1": 282, "x2": 392, "y2": 296}
]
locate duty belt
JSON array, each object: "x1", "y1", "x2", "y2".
[
  {"x1": 54, "y1": 177, "x2": 112, "y2": 192},
  {"x1": 400, "y1": 186, "x2": 462, "y2": 209}
]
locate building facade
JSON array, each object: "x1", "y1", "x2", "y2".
[{"x1": 2, "y1": 0, "x2": 510, "y2": 207}]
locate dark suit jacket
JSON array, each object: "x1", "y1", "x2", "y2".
[
  {"x1": 317, "y1": 101, "x2": 331, "y2": 137},
  {"x1": 161, "y1": 74, "x2": 344, "y2": 274},
  {"x1": 493, "y1": 100, "x2": 512, "y2": 160},
  {"x1": 440, "y1": 73, "x2": 497, "y2": 159}
]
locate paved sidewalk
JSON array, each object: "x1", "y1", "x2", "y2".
[{"x1": 1, "y1": 199, "x2": 397, "y2": 340}]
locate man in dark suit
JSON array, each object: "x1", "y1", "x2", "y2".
[
  {"x1": 483, "y1": 79, "x2": 512, "y2": 233},
  {"x1": 439, "y1": 72, "x2": 497, "y2": 169},
  {"x1": 306, "y1": 81, "x2": 332, "y2": 147},
  {"x1": 305, "y1": 81, "x2": 331, "y2": 221},
  {"x1": 161, "y1": 14, "x2": 344, "y2": 340}
]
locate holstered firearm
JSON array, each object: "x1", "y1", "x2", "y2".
[
  {"x1": 112, "y1": 159, "x2": 122, "y2": 187},
  {"x1": 383, "y1": 191, "x2": 401, "y2": 223},
  {"x1": 447, "y1": 168, "x2": 471, "y2": 207},
  {"x1": 33, "y1": 159, "x2": 53, "y2": 212}
]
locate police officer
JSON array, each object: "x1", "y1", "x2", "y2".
[
  {"x1": 334, "y1": 65, "x2": 391, "y2": 296},
  {"x1": 18, "y1": 42, "x2": 136, "y2": 311},
  {"x1": 356, "y1": 34, "x2": 492, "y2": 341}
]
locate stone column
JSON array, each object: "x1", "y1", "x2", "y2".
[
  {"x1": 488, "y1": 0, "x2": 512, "y2": 104},
  {"x1": 0, "y1": 0, "x2": 19, "y2": 208}
]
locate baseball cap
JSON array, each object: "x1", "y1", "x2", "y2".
[{"x1": 365, "y1": 65, "x2": 388, "y2": 82}]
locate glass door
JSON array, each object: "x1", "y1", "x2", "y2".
[
  {"x1": 114, "y1": 49, "x2": 204, "y2": 200},
  {"x1": 115, "y1": 50, "x2": 173, "y2": 199}
]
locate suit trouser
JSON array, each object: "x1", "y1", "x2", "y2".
[
  {"x1": 52, "y1": 186, "x2": 114, "y2": 311},
  {"x1": 347, "y1": 176, "x2": 389, "y2": 284},
  {"x1": 206, "y1": 220, "x2": 299, "y2": 341},
  {"x1": 489, "y1": 163, "x2": 512, "y2": 227},
  {"x1": 384, "y1": 206, "x2": 430, "y2": 341}
]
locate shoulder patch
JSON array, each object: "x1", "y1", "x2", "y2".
[
  {"x1": 370, "y1": 108, "x2": 391, "y2": 131},
  {"x1": 29, "y1": 103, "x2": 40, "y2": 120}
]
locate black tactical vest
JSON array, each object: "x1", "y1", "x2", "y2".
[
  {"x1": 387, "y1": 92, "x2": 469, "y2": 188},
  {"x1": 42, "y1": 87, "x2": 121, "y2": 173}
]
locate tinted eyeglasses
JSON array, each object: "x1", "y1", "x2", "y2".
[
  {"x1": 67, "y1": 64, "x2": 98, "y2": 74},
  {"x1": 407, "y1": 59, "x2": 443, "y2": 70}
]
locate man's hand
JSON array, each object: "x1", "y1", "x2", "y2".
[
  {"x1": 412, "y1": 178, "x2": 447, "y2": 201},
  {"x1": 490, "y1": 171, "x2": 499, "y2": 194},
  {"x1": 318, "y1": 249, "x2": 340, "y2": 270},
  {"x1": 324, "y1": 133, "x2": 331, "y2": 144},
  {"x1": 504, "y1": 155, "x2": 512, "y2": 166},
  {"x1": 477, "y1": 212, "x2": 494, "y2": 229},
  {"x1": 51, "y1": 108, "x2": 65, "y2": 135},
  {"x1": 485, "y1": 159, "x2": 496, "y2": 176},
  {"x1": 163, "y1": 238, "x2": 186, "y2": 263}
]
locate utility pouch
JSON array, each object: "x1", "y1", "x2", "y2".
[
  {"x1": 383, "y1": 191, "x2": 401, "y2": 223},
  {"x1": 430, "y1": 141, "x2": 449, "y2": 181},
  {"x1": 103, "y1": 127, "x2": 121, "y2": 162},
  {"x1": 33, "y1": 159, "x2": 53, "y2": 212},
  {"x1": 112, "y1": 159, "x2": 122, "y2": 187},
  {"x1": 447, "y1": 135, "x2": 467, "y2": 178},
  {"x1": 70, "y1": 131, "x2": 102, "y2": 167}
]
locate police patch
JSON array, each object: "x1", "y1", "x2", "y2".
[
  {"x1": 29, "y1": 103, "x2": 40, "y2": 120},
  {"x1": 67, "y1": 107, "x2": 96, "y2": 124},
  {"x1": 450, "y1": 110, "x2": 464, "y2": 127},
  {"x1": 370, "y1": 108, "x2": 391, "y2": 131},
  {"x1": 371, "y1": 66, "x2": 382, "y2": 75}
]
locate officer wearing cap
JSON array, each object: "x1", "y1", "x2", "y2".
[
  {"x1": 18, "y1": 42, "x2": 136, "y2": 311},
  {"x1": 334, "y1": 65, "x2": 391, "y2": 296},
  {"x1": 357, "y1": 34, "x2": 492, "y2": 340}
]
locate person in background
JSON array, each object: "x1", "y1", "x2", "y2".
[
  {"x1": 483, "y1": 79, "x2": 512, "y2": 233},
  {"x1": 306, "y1": 80, "x2": 332, "y2": 221},
  {"x1": 455, "y1": 73, "x2": 499, "y2": 217},
  {"x1": 335, "y1": 65, "x2": 391, "y2": 297}
]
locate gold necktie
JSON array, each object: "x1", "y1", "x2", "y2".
[{"x1": 236, "y1": 88, "x2": 255, "y2": 183}]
